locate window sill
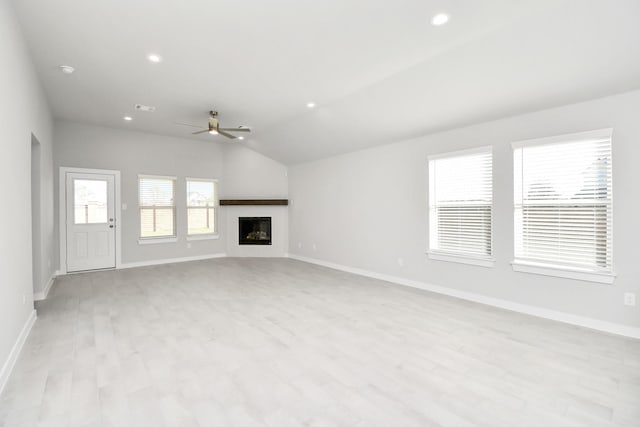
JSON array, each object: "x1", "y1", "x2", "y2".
[
  {"x1": 138, "y1": 237, "x2": 178, "y2": 245},
  {"x1": 511, "y1": 260, "x2": 615, "y2": 284},
  {"x1": 187, "y1": 233, "x2": 220, "y2": 241},
  {"x1": 427, "y1": 251, "x2": 495, "y2": 268}
]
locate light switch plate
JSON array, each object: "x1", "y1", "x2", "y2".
[{"x1": 624, "y1": 292, "x2": 636, "y2": 306}]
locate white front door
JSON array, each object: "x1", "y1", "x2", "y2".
[{"x1": 66, "y1": 172, "x2": 116, "y2": 272}]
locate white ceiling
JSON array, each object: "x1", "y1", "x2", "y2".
[{"x1": 12, "y1": 0, "x2": 640, "y2": 164}]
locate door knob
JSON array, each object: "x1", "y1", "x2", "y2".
[{"x1": 109, "y1": 225, "x2": 114, "y2": 228}]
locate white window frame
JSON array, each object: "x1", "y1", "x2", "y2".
[
  {"x1": 511, "y1": 129, "x2": 615, "y2": 284},
  {"x1": 138, "y1": 174, "x2": 177, "y2": 244},
  {"x1": 186, "y1": 177, "x2": 219, "y2": 241},
  {"x1": 427, "y1": 146, "x2": 495, "y2": 268}
]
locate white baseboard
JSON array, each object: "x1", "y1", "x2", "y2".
[
  {"x1": 0, "y1": 310, "x2": 37, "y2": 395},
  {"x1": 286, "y1": 254, "x2": 640, "y2": 340},
  {"x1": 34, "y1": 274, "x2": 56, "y2": 301},
  {"x1": 119, "y1": 253, "x2": 227, "y2": 269},
  {"x1": 55, "y1": 253, "x2": 229, "y2": 276}
]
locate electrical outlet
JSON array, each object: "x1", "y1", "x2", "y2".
[
  {"x1": 187, "y1": 243, "x2": 192, "y2": 249},
  {"x1": 122, "y1": 203, "x2": 128, "y2": 210},
  {"x1": 624, "y1": 292, "x2": 636, "y2": 306},
  {"x1": 397, "y1": 257, "x2": 404, "y2": 267},
  {"x1": 312, "y1": 243, "x2": 317, "y2": 251},
  {"x1": 22, "y1": 294, "x2": 26, "y2": 304},
  {"x1": 297, "y1": 242, "x2": 302, "y2": 249}
]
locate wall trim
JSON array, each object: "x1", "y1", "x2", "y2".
[
  {"x1": 118, "y1": 253, "x2": 227, "y2": 269},
  {"x1": 33, "y1": 273, "x2": 56, "y2": 301},
  {"x1": 286, "y1": 253, "x2": 640, "y2": 340},
  {"x1": 0, "y1": 310, "x2": 37, "y2": 395}
]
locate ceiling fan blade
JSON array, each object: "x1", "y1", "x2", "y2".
[
  {"x1": 217, "y1": 129, "x2": 237, "y2": 139},
  {"x1": 219, "y1": 128, "x2": 251, "y2": 132},
  {"x1": 192, "y1": 129, "x2": 210, "y2": 135},
  {"x1": 174, "y1": 122, "x2": 203, "y2": 128}
]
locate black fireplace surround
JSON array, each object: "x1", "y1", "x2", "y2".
[{"x1": 239, "y1": 217, "x2": 272, "y2": 245}]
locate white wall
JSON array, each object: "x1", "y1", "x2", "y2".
[
  {"x1": 289, "y1": 90, "x2": 640, "y2": 329},
  {"x1": 222, "y1": 143, "x2": 288, "y2": 198},
  {"x1": 54, "y1": 121, "x2": 289, "y2": 265},
  {"x1": 0, "y1": 0, "x2": 54, "y2": 383}
]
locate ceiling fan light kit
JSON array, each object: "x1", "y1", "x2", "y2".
[{"x1": 184, "y1": 110, "x2": 251, "y2": 141}]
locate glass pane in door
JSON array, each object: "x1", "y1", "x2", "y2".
[{"x1": 74, "y1": 179, "x2": 108, "y2": 224}]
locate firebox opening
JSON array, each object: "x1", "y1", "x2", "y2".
[{"x1": 239, "y1": 217, "x2": 272, "y2": 245}]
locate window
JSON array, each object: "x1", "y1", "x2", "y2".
[
  {"x1": 428, "y1": 146, "x2": 493, "y2": 266},
  {"x1": 139, "y1": 175, "x2": 176, "y2": 240},
  {"x1": 513, "y1": 129, "x2": 613, "y2": 283},
  {"x1": 187, "y1": 178, "x2": 217, "y2": 236}
]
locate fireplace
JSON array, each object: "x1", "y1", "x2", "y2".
[{"x1": 239, "y1": 217, "x2": 272, "y2": 245}]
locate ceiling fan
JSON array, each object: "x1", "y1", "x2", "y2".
[{"x1": 176, "y1": 111, "x2": 251, "y2": 140}]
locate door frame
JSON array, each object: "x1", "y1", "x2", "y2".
[{"x1": 59, "y1": 167, "x2": 122, "y2": 274}]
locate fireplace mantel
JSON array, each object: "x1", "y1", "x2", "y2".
[{"x1": 220, "y1": 199, "x2": 288, "y2": 206}]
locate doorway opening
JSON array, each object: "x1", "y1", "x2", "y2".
[{"x1": 31, "y1": 135, "x2": 41, "y2": 293}]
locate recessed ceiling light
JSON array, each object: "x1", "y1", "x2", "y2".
[
  {"x1": 238, "y1": 136, "x2": 245, "y2": 140},
  {"x1": 59, "y1": 65, "x2": 75, "y2": 74},
  {"x1": 209, "y1": 130, "x2": 218, "y2": 135},
  {"x1": 123, "y1": 116, "x2": 133, "y2": 121},
  {"x1": 147, "y1": 54, "x2": 162, "y2": 63},
  {"x1": 307, "y1": 102, "x2": 316, "y2": 108},
  {"x1": 431, "y1": 13, "x2": 449, "y2": 26}
]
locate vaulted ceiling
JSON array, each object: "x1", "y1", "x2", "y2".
[{"x1": 12, "y1": 0, "x2": 640, "y2": 164}]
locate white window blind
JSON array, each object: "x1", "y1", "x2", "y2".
[
  {"x1": 513, "y1": 129, "x2": 613, "y2": 273},
  {"x1": 186, "y1": 179, "x2": 216, "y2": 235},
  {"x1": 429, "y1": 147, "x2": 493, "y2": 260},
  {"x1": 139, "y1": 176, "x2": 176, "y2": 238}
]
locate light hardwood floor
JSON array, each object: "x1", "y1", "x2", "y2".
[{"x1": 1, "y1": 258, "x2": 639, "y2": 427}]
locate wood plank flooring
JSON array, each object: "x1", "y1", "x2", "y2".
[{"x1": 1, "y1": 258, "x2": 639, "y2": 426}]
